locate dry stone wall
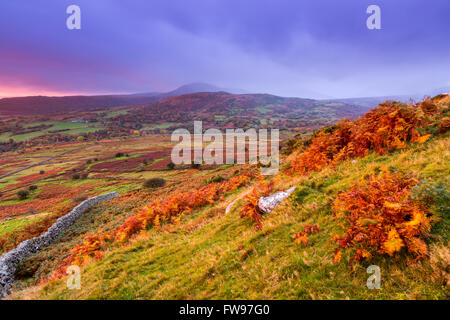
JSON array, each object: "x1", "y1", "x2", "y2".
[{"x1": 0, "y1": 192, "x2": 119, "y2": 298}]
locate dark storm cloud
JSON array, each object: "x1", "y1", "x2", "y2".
[{"x1": 0, "y1": 0, "x2": 449, "y2": 98}]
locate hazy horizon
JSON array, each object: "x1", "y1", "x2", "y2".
[{"x1": 1, "y1": 81, "x2": 448, "y2": 101}]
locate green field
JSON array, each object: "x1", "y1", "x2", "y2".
[
  {"x1": 0, "y1": 121, "x2": 104, "y2": 142},
  {"x1": 0, "y1": 214, "x2": 48, "y2": 236}
]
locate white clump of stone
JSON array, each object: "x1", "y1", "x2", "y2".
[
  {"x1": 258, "y1": 187, "x2": 296, "y2": 214},
  {"x1": 0, "y1": 218, "x2": 12, "y2": 224},
  {"x1": 0, "y1": 192, "x2": 119, "y2": 298}
]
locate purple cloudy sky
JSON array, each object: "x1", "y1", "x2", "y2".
[{"x1": 0, "y1": 0, "x2": 449, "y2": 98}]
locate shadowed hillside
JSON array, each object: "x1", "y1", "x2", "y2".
[{"x1": 0, "y1": 83, "x2": 242, "y2": 116}]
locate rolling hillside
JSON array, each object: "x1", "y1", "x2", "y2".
[
  {"x1": 104, "y1": 91, "x2": 368, "y2": 131},
  {"x1": 0, "y1": 91, "x2": 368, "y2": 149},
  {"x1": 2, "y1": 94, "x2": 448, "y2": 300},
  {"x1": 0, "y1": 83, "x2": 241, "y2": 116},
  {"x1": 0, "y1": 94, "x2": 160, "y2": 116}
]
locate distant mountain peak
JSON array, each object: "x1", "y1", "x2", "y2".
[
  {"x1": 167, "y1": 83, "x2": 246, "y2": 95},
  {"x1": 168, "y1": 83, "x2": 224, "y2": 95}
]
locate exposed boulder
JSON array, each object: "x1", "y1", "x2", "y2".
[{"x1": 258, "y1": 187, "x2": 296, "y2": 214}]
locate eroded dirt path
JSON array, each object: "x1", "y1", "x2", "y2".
[{"x1": 225, "y1": 189, "x2": 252, "y2": 214}]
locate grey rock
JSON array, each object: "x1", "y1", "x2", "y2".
[
  {"x1": 0, "y1": 192, "x2": 119, "y2": 298},
  {"x1": 258, "y1": 187, "x2": 296, "y2": 214}
]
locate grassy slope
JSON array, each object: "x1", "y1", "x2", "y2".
[
  {"x1": 0, "y1": 213, "x2": 48, "y2": 236},
  {"x1": 14, "y1": 132, "x2": 449, "y2": 300}
]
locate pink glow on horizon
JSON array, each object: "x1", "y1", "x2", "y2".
[
  {"x1": 0, "y1": 85, "x2": 82, "y2": 98},
  {"x1": 0, "y1": 85, "x2": 126, "y2": 99}
]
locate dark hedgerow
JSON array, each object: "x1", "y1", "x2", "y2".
[
  {"x1": 17, "y1": 190, "x2": 30, "y2": 200},
  {"x1": 143, "y1": 178, "x2": 166, "y2": 189},
  {"x1": 191, "y1": 163, "x2": 201, "y2": 170},
  {"x1": 167, "y1": 162, "x2": 175, "y2": 170}
]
